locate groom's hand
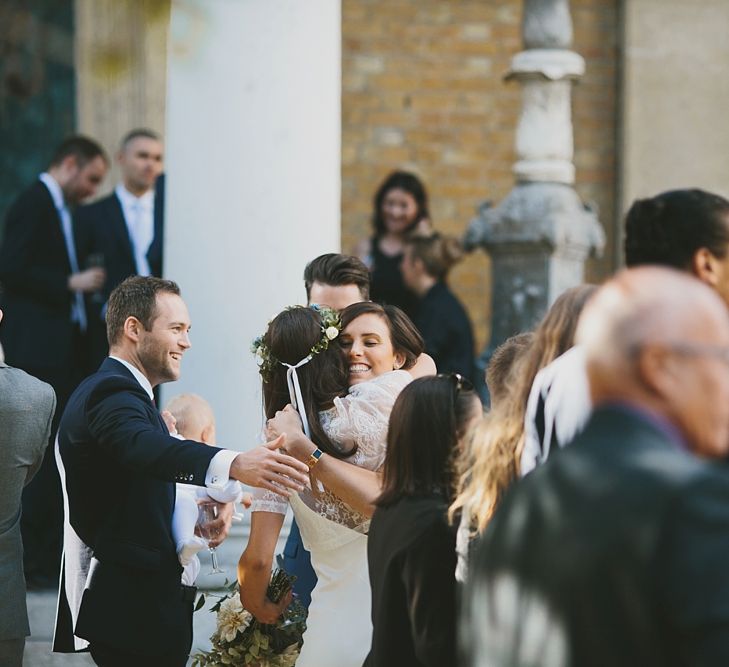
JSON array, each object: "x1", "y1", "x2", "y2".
[{"x1": 230, "y1": 434, "x2": 309, "y2": 495}]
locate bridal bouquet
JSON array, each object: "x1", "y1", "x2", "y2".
[{"x1": 191, "y1": 570, "x2": 307, "y2": 667}]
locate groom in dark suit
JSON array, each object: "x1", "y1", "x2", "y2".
[
  {"x1": 465, "y1": 267, "x2": 729, "y2": 667},
  {"x1": 75, "y1": 129, "x2": 165, "y2": 369},
  {"x1": 0, "y1": 136, "x2": 108, "y2": 588},
  {"x1": 54, "y1": 276, "x2": 309, "y2": 666}
]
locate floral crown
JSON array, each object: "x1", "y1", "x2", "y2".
[{"x1": 251, "y1": 304, "x2": 342, "y2": 382}]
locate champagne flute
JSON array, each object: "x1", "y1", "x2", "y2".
[{"x1": 196, "y1": 502, "x2": 225, "y2": 575}]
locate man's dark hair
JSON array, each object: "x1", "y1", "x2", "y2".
[
  {"x1": 121, "y1": 128, "x2": 161, "y2": 150},
  {"x1": 106, "y1": 276, "x2": 181, "y2": 346},
  {"x1": 377, "y1": 375, "x2": 478, "y2": 506},
  {"x1": 304, "y1": 253, "x2": 370, "y2": 302},
  {"x1": 339, "y1": 301, "x2": 423, "y2": 371},
  {"x1": 49, "y1": 135, "x2": 108, "y2": 168},
  {"x1": 624, "y1": 188, "x2": 729, "y2": 268}
]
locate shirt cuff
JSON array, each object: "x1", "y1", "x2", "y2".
[{"x1": 205, "y1": 449, "x2": 240, "y2": 490}]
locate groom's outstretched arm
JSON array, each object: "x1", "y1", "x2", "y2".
[
  {"x1": 86, "y1": 377, "x2": 308, "y2": 493},
  {"x1": 230, "y1": 435, "x2": 308, "y2": 495}
]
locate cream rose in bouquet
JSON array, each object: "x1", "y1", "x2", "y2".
[{"x1": 191, "y1": 569, "x2": 306, "y2": 667}]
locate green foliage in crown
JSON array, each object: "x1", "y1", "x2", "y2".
[{"x1": 251, "y1": 305, "x2": 342, "y2": 382}]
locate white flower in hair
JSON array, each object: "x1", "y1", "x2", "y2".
[
  {"x1": 325, "y1": 326, "x2": 339, "y2": 341},
  {"x1": 255, "y1": 347, "x2": 266, "y2": 366}
]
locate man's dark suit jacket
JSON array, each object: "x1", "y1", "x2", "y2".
[
  {"x1": 414, "y1": 281, "x2": 475, "y2": 382},
  {"x1": 0, "y1": 180, "x2": 74, "y2": 372},
  {"x1": 75, "y1": 184, "x2": 164, "y2": 366},
  {"x1": 54, "y1": 358, "x2": 218, "y2": 658},
  {"x1": 467, "y1": 405, "x2": 729, "y2": 667}
]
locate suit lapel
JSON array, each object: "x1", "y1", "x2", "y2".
[
  {"x1": 38, "y1": 181, "x2": 72, "y2": 274},
  {"x1": 110, "y1": 194, "x2": 136, "y2": 268},
  {"x1": 148, "y1": 180, "x2": 164, "y2": 277}
]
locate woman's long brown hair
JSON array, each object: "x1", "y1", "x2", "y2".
[{"x1": 261, "y1": 307, "x2": 350, "y2": 458}]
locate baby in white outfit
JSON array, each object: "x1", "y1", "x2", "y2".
[{"x1": 165, "y1": 393, "x2": 244, "y2": 585}]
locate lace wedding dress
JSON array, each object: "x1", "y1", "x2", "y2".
[{"x1": 251, "y1": 370, "x2": 411, "y2": 667}]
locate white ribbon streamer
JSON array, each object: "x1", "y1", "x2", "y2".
[{"x1": 282, "y1": 354, "x2": 314, "y2": 439}]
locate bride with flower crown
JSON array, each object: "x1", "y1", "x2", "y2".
[{"x1": 238, "y1": 301, "x2": 429, "y2": 667}]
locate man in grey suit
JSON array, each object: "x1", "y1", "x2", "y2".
[{"x1": 0, "y1": 309, "x2": 57, "y2": 666}]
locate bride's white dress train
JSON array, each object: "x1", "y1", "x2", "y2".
[{"x1": 250, "y1": 370, "x2": 411, "y2": 667}]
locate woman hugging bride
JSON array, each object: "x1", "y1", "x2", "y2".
[{"x1": 238, "y1": 301, "x2": 432, "y2": 667}]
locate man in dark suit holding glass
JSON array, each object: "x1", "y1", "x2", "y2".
[{"x1": 0, "y1": 136, "x2": 108, "y2": 588}]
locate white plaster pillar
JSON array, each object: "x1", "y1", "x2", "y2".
[{"x1": 163, "y1": 0, "x2": 341, "y2": 449}]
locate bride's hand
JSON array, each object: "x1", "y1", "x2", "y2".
[
  {"x1": 267, "y1": 406, "x2": 315, "y2": 462},
  {"x1": 239, "y1": 577, "x2": 293, "y2": 624},
  {"x1": 266, "y1": 404, "x2": 304, "y2": 440}
]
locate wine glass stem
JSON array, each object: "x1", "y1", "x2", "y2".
[{"x1": 210, "y1": 547, "x2": 220, "y2": 571}]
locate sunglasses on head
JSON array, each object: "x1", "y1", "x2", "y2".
[{"x1": 437, "y1": 372, "x2": 474, "y2": 393}]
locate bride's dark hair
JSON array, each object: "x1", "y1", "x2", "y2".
[{"x1": 261, "y1": 306, "x2": 352, "y2": 458}]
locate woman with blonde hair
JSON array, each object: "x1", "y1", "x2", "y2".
[{"x1": 450, "y1": 284, "x2": 596, "y2": 580}]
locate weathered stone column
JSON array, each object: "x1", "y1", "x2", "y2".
[{"x1": 464, "y1": 0, "x2": 604, "y2": 380}]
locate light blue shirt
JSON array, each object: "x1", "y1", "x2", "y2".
[
  {"x1": 115, "y1": 184, "x2": 155, "y2": 277},
  {"x1": 39, "y1": 172, "x2": 87, "y2": 331}
]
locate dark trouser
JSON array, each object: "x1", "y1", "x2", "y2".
[
  {"x1": 90, "y1": 643, "x2": 188, "y2": 667},
  {"x1": 20, "y1": 326, "x2": 89, "y2": 587},
  {"x1": 0, "y1": 638, "x2": 25, "y2": 667},
  {"x1": 89, "y1": 584, "x2": 196, "y2": 667}
]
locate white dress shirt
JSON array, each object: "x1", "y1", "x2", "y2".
[
  {"x1": 115, "y1": 184, "x2": 155, "y2": 276},
  {"x1": 39, "y1": 172, "x2": 87, "y2": 331},
  {"x1": 108, "y1": 356, "x2": 239, "y2": 487}
]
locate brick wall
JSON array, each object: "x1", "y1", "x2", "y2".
[{"x1": 341, "y1": 0, "x2": 619, "y2": 352}]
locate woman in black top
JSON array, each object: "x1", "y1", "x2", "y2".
[
  {"x1": 401, "y1": 233, "x2": 476, "y2": 381},
  {"x1": 364, "y1": 374, "x2": 482, "y2": 667},
  {"x1": 355, "y1": 171, "x2": 431, "y2": 318}
]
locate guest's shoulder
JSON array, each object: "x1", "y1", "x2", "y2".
[
  {"x1": 83, "y1": 363, "x2": 151, "y2": 406},
  {"x1": 7, "y1": 180, "x2": 53, "y2": 215},
  {"x1": 76, "y1": 191, "x2": 118, "y2": 219},
  {"x1": 678, "y1": 460, "x2": 729, "y2": 503},
  {"x1": 660, "y1": 461, "x2": 729, "y2": 548},
  {"x1": 0, "y1": 363, "x2": 56, "y2": 408},
  {"x1": 430, "y1": 283, "x2": 470, "y2": 320},
  {"x1": 348, "y1": 370, "x2": 411, "y2": 397},
  {"x1": 375, "y1": 495, "x2": 453, "y2": 547}
]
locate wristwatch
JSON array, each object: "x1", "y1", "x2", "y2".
[{"x1": 307, "y1": 447, "x2": 323, "y2": 469}]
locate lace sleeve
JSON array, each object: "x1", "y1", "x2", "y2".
[
  {"x1": 249, "y1": 485, "x2": 289, "y2": 515},
  {"x1": 324, "y1": 370, "x2": 411, "y2": 471},
  {"x1": 247, "y1": 429, "x2": 289, "y2": 514}
]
